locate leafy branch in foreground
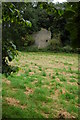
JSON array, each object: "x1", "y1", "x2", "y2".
[{"x1": 2, "y1": 2, "x2": 32, "y2": 75}]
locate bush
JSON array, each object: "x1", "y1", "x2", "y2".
[
  {"x1": 48, "y1": 39, "x2": 61, "y2": 51},
  {"x1": 25, "y1": 46, "x2": 39, "y2": 52},
  {"x1": 48, "y1": 39, "x2": 79, "y2": 53},
  {"x1": 60, "y1": 45, "x2": 79, "y2": 53},
  {"x1": 24, "y1": 45, "x2": 49, "y2": 52},
  {"x1": 22, "y1": 34, "x2": 35, "y2": 47},
  {"x1": 61, "y1": 45, "x2": 72, "y2": 53}
]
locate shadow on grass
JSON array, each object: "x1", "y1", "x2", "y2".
[{"x1": 2, "y1": 64, "x2": 19, "y2": 77}]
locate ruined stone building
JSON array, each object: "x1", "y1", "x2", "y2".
[{"x1": 32, "y1": 28, "x2": 51, "y2": 49}]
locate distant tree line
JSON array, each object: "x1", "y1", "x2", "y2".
[{"x1": 2, "y1": 2, "x2": 79, "y2": 74}]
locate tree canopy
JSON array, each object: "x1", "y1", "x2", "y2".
[{"x1": 2, "y1": 2, "x2": 79, "y2": 74}]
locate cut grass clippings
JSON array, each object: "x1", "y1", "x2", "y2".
[{"x1": 2, "y1": 52, "x2": 78, "y2": 118}]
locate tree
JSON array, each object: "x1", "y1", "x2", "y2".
[
  {"x1": 64, "y1": 2, "x2": 80, "y2": 48},
  {"x1": 2, "y1": 2, "x2": 31, "y2": 74}
]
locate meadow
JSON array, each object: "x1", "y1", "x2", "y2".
[{"x1": 2, "y1": 52, "x2": 79, "y2": 118}]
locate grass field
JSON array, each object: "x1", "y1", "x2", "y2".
[{"x1": 2, "y1": 52, "x2": 79, "y2": 118}]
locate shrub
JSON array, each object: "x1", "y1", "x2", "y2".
[
  {"x1": 26, "y1": 46, "x2": 39, "y2": 52},
  {"x1": 60, "y1": 45, "x2": 79, "y2": 53},
  {"x1": 61, "y1": 45, "x2": 73, "y2": 53},
  {"x1": 48, "y1": 39, "x2": 61, "y2": 51},
  {"x1": 22, "y1": 34, "x2": 35, "y2": 47}
]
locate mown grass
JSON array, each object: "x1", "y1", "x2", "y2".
[{"x1": 2, "y1": 52, "x2": 79, "y2": 119}]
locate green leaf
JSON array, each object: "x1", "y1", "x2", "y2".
[
  {"x1": 26, "y1": 20, "x2": 32, "y2": 27},
  {"x1": 64, "y1": 10, "x2": 75, "y2": 18},
  {"x1": 9, "y1": 8, "x2": 13, "y2": 13}
]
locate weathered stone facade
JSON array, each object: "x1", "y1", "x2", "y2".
[{"x1": 32, "y1": 28, "x2": 51, "y2": 49}]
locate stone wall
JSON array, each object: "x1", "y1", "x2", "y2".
[{"x1": 32, "y1": 28, "x2": 51, "y2": 49}]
